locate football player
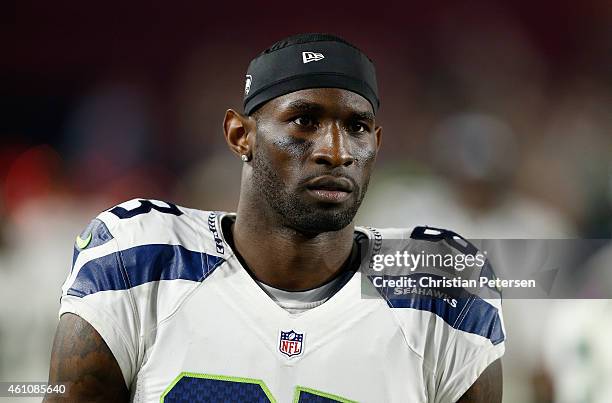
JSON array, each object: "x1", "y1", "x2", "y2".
[{"x1": 45, "y1": 33, "x2": 504, "y2": 402}]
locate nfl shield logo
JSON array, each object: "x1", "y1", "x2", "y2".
[{"x1": 279, "y1": 330, "x2": 304, "y2": 357}]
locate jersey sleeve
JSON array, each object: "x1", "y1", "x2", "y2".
[
  {"x1": 433, "y1": 298, "x2": 505, "y2": 403},
  {"x1": 388, "y1": 226, "x2": 506, "y2": 403},
  {"x1": 59, "y1": 214, "x2": 140, "y2": 388}
]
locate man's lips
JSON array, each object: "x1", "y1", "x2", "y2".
[
  {"x1": 305, "y1": 176, "x2": 354, "y2": 192},
  {"x1": 304, "y1": 176, "x2": 354, "y2": 203}
]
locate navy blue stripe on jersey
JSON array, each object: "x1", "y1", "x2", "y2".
[
  {"x1": 384, "y1": 280, "x2": 504, "y2": 345},
  {"x1": 67, "y1": 244, "x2": 224, "y2": 297}
]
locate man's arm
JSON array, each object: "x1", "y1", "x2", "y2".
[
  {"x1": 456, "y1": 359, "x2": 503, "y2": 403},
  {"x1": 44, "y1": 313, "x2": 130, "y2": 402}
]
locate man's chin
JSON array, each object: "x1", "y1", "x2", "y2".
[{"x1": 286, "y1": 208, "x2": 356, "y2": 235}]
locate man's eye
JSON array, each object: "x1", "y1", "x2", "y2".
[
  {"x1": 293, "y1": 116, "x2": 316, "y2": 127},
  {"x1": 348, "y1": 122, "x2": 367, "y2": 133}
]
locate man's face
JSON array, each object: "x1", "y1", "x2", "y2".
[{"x1": 249, "y1": 88, "x2": 381, "y2": 234}]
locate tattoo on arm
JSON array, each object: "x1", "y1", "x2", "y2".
[
  {"x1": 45, "y1": 313, "x2": 130, "y2": 402},
  {"x1": 457, "y1": 359, "x2": 503, "y2": 403}
]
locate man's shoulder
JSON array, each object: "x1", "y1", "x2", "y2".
[
  {"x1": 82, "y1": 198, "x2": 227, "y2": 253},
  {"x1": 93, "y1": 197, "x2": 212, "y2": 231},
  {"x1": 358, "y1": 224, "x2": 481, "y2": 256},
  {"x1": 358, "y1": 224, "x2": 505, "y2": 348},
  {"x1": 60, "y1": 199, "x2": 231, "y2": 385},
  {"x1": 66, "y1": 198, "x2": 229, "y2": 298}
]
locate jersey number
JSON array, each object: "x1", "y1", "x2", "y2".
[
  {"x1": 161, "y1": 373, "x2": 356, "y2": 403},
  {"x1": 410, "y1": 226, "x2": 478, "y2": 256},
  {"x1": 109, "y1": 199, "x2": 183, "y2": 219}
]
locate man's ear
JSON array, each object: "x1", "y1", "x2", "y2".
[
  {"x1": 223, "y1": 109, "x2": 255, "y2": 158},
  {"x1": 374, "y1": 125, "x2": 383, "y2": 151}
]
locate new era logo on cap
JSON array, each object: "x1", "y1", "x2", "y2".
[
  {"x1": 302, "y1": 51, "x2": 324, "y2": 64},
  {"x1": 244, "y1": 75, "x2": 253, "y2": 95}
]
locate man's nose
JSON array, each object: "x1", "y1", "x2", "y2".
[{"x1": 311, "y1": 123, "x2": 355, "y2": 168}]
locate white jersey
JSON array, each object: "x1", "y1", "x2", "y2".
[{"x1": 59, "y1": 198, "x2": 505, "y2": 403}]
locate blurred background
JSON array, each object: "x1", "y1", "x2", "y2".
[{"x1": 1, "y1": 1, "x2": 610, "y2": 402}]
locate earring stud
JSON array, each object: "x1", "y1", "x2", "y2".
[{"x1": 241, "y1": 154, "x2": 250, "y2": 162}]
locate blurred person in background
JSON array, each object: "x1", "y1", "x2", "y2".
[
  {"x1": 537, "y1": 231, "x2": 612, "y2": 402},
  {"x1": 359, "y1": 111, "x2": 574, "y2": 237},
  {"x1": 541, "y1": 299, "x2": 612, "y2": 403}
]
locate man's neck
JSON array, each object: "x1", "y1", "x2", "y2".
[{"x1": 230, "y1": 205, "x2": 356, "y2": 291}]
